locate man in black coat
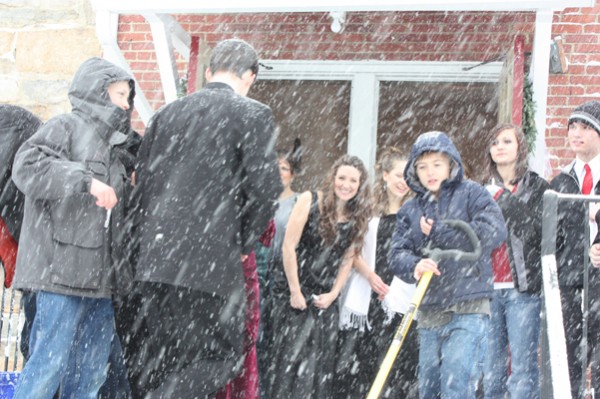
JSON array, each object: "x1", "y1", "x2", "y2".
[
  {"x1": 550, "y1": 100, "x2": 600, "y2": 398},
  {"x1": 121, "y1": 38, "x2": 281, "y2": 398}
]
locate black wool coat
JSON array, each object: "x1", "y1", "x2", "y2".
[
  {"x1": 0, "y1": 105, "x2": 41, "y2": 241},
  {"x1": 130, "y1": 82, "x2": 281, "y2": 297},
  {"x1": 550, "y1": 163, "x2": 600, "y2": 288}
]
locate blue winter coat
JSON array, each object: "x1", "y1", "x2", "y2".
[{"x1": 389, "y1": 132, "x2": 507, "y2": 310}]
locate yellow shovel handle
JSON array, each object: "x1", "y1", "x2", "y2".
[{"x1": 366, "y1": 271, "x2": 433, "y2": 399}]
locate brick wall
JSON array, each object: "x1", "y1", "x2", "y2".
[
  {"x1": 548, "y1": 5, "x2": 600, "y2": 171},
  {"x1": 118, "y1": 11, "x2": 536, "y2": 133},
  {"x1": 118, "y1": 7, "x2": 600, "y2": 172}
]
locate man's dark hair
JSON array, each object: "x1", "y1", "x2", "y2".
[{"x1": 209, "y1": 39, "x2": 259, "y2": 79}]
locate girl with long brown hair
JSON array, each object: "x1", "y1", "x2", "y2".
[
  {"x1": 266, "y1": 154, "x2": 371, "y2": 398},
  {"x1": 482, "y1": 123, "x2": 548, "y2": 399},
  {"x1": 335, "y1": 147, "x2": 419, "y2": 398}
]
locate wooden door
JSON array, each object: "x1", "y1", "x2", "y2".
[{"x1": 498, "y1": 36, "x2": 525, "y2": 126}]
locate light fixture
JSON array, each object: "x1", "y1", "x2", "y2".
[{"x1": 328, "y1": 11, "x2": 346, "y2": 33}]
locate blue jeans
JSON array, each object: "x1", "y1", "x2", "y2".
[
  {"x1": 483, "y1": 288, "x2": 541, "y2": 399},
  {"x1": 14, "y1": 291, "x2": 115, "y2": 399},
  {"x1": 98, "y1": 335, "x2": 131, "y2": 399},
  {"x1": 418, "y1": 313, "x2": 489, "y2": 399}
]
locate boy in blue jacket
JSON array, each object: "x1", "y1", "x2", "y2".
[{"x1": 389, "y1": 132, "x2": 507, "y2": 399}]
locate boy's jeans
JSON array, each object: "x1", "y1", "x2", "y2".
[
  {"x1": 14, "y1": 291, "x2": 114, "y2": 399},
  {"x1": 418, "y1": 313, "x2": 489, "y2": 399},
  {"x1": 483, "y1": 288, "x2": 541, "y2": 399}
]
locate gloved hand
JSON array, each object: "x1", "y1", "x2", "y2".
[{"x1": 485, "y1": 184, "x2": 503, "y2": 199}]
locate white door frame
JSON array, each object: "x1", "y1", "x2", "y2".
[{"x1": 258, "y1": 59, "x2": 502, "y2": 169}]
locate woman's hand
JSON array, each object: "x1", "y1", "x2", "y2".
[
  {"x1": 367, "y1": 272, "x2": 390, "y2": 297},
  {"x1": 290, "y1": 290, "x2": 307, "y2": 310},
  {"x1": 312, "y1": 292, "x2": 336, "y2": 309}
]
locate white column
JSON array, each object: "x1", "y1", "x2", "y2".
[
  {"x1": 528, "y1": 9, "x2": 553, "y2": 178},
  {"x1": 348, "y1": 73, "x2": 379, "y2": 172},
  {"x1": 143, "y1": 13, "x2": 180, "y2": 104},
  {"x1": 96, "y1": 9, "x2": 153, "y2": 125}
]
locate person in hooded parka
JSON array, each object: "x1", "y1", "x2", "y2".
[
  {"x1": 389, "y1": 132, "x2": 507, "y2": 399},
  {"x1": 120, "y1": 38, "x2": 281, "y2": 398},
  {"x1": 11, "y1": 57, "x2": 137, "y2": 399},
  {"x1": 0, "y1": 105, "x2": 41, "y2": 290}
]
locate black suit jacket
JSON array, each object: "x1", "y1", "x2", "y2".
[
  {"x1": 551, "y1": 164, "x2": 600, "y2": 288},
  {"x1": 130, "y1": 82, "x2": 281, "y2": 297}
]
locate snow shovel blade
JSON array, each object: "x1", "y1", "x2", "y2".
[{"x1": 366, "y1": 219, "x2": 481, "y2": 399}]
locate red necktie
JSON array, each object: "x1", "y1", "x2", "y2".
[{"x1": 582, "y1": 163, "x2": 593, "y2": 195}]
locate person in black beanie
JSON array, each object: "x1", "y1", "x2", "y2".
[{"x1": 550, "y1": 100, "x2": 600, "y2": 398}]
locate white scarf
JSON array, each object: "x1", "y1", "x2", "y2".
[{"x1": 339, "y1": 217, "x2": 416, "y2": 331}]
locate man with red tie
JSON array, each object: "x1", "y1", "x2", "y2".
[{"x1": 550, "y1": 100, "x2": 600, "y2": 398}]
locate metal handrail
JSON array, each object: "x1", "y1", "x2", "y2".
[{"x1": 540, "y1": 190, "x2": 600, "y2": 399}]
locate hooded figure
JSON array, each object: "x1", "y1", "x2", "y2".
[
  {"x1": 391, "y1": 132, "x2": 506, "y2": 309},
  {"x1": 11, "y1": 57, "x2": 137, "y2": 399},
  {"x1": 0, "y1": 105, "x2": 41, "y2": 288},
  {"x1": 12, "y1": 57, "x2": 137, "y2": 297},
  {"x1": 389, "y1": 132, "x2": 506, "y2": 399}
]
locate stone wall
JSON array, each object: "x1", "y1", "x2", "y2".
[{"x1": 0, "y1": 0, "x2": 101, "y2": 121}]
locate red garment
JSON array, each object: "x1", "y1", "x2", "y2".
[
  {"x1": 582, "y1": 163, "x2": 593, "y2": 195},
  {"x1": 492, "y1": 243, "x2": 513, "y2": 283},
  {"x1": 258, "y1": 219, "x2": 275, "y2": 248},
  {"x1": 0, "y1": 217, "x2": 17, "y2": 288},
  {"x1": 215, "y1": 251, "x2": 260, "y2": 399},
  {"x1": 491, "y1": 185, "x2": 517, "y2": 284}
]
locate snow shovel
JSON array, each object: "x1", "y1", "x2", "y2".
[{"x1": 366, "y1": 219, "x2": 482, "y2": 399}]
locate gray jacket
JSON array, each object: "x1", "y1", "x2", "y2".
[{"x1": 12, "y1": 57, "x2": 136, "y2": 298}]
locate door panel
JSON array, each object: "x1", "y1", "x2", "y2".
[
  {"x1": 250, "y1": 80, "x2": 350, "y2": 192},
  {"x1": 377, "y1": 81, "x2": 498, "y2": 182}
]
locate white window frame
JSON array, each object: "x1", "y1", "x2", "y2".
[{"x1": 258, "y1": 59, "x2": 502, "y2": 169}]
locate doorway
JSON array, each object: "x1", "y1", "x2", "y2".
[
  {"x1": 377, "y1": 81, "x2": 498, "y2": 182},
  {"x1": 250, "y1": 79, "x2": 351, "y2": 192}
]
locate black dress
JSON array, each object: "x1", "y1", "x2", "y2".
[
  {"x1": 333, "y1": 214, "x2": 419, "y2": 399},
  {"x1": 266, "y1": 192, "x2": 352, "y2": 399}
]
